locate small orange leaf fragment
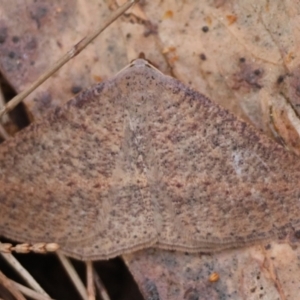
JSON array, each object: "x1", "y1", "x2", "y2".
[
  {"x1": 163, "y1": 10, "x2": 173, "y2": 19},
  {"x1": 226, "y1": 15, "x2": 237, "y2": 25},
  {"x1": 93, "y1": 75, "x2": 103, "y2": 82},
  {"x1": 209, "y1": 272, "x2": 220, "y2": 282},
  {"x1": 162, "y1": 46, "x2": 176, "y2": 54}
]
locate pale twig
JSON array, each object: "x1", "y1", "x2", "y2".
[
  {"x1": 86, "y1": 261, "x2": 95, "y2": 300},
  {"x1": 0, "y1": 84, "x2": 9, "y2": 124},
  {"x1": 93, "y1": 267, "x2": 110, "y2": 300},
  {"x1": 11, "y1": 281, "x2": 54, "y2": 300},
  {"x1": 0, "y1": 252, "x2": 49, "y2": 296},
  {"x1": 57, "y1": 251, "x2": 87, "y2": 300},
  {"x1": 0, "y1": 0, "x2": 138, "y2": 119},
  {"x1": 0, "y1": 270, "x2": 26, "y2": 300},
  {"x1": 0, "y1": 86, "x2": 10, "y2": 140},
  {"x1": 0, "y1": 124, "x2": 9, "y2": 140}
]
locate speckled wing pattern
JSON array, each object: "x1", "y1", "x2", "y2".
[{"x1": 1, "y1": 59, "x2": 300, "y2": 260}]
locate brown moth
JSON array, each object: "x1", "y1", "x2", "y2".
[{"x1": 1, "y1": 59, "x2": 300, "y2": 261}]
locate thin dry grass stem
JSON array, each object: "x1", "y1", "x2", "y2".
[
  {"x1": 0, "y1": 242, "x2": 59, "y2": 254},
  {"x1": 57, "y1": 251, "x2": 88, "y2": 300},
  {"x1": 93, "y1": 267, "x2": 110, "y2": 300},
  {"x1": 0, "y1": 252, "x2": 49, "y2": 297},
  {"x1": 0, "y1": 124, "x2": 9, "y2": 140},
  {"x1": 0, "y1": 271, "x2": 26, "y2": 300},
  {"x1": 86, "y1": 261, "x2": 95, "y2": 300},
  {"x1": 12, "y1": 281, "x2": 54, "y2": 300},
  {"x1": 0, "y1": 86, "x2": 10, "y2": 140},
  {"x1": 0, "y1": 0, "x2": 138, "y2": 119},
  {"x1": 0, "y1": 85, "x2": 9, "y2": 124}
]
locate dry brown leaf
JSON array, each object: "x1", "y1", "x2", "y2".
[
  {"x1": 124, "y1": 243, "x2": 300, "y2": 300},
  {"x1": 1, "y1": 1, "x2": 300, "y2": 299}
]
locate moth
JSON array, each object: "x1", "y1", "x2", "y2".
[{"x1": 1, "y1": 58, "x2": 300, "y2": 261}]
